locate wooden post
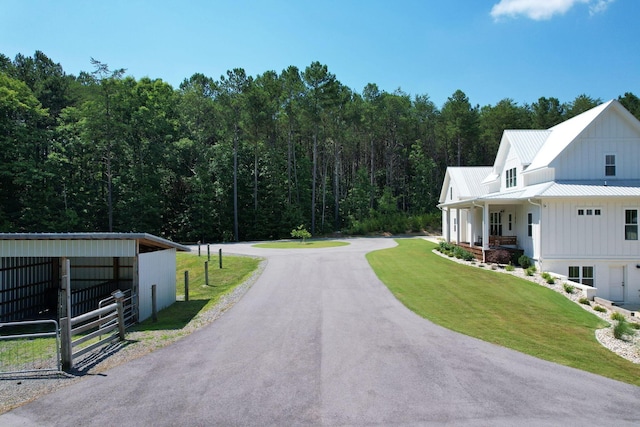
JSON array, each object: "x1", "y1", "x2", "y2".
[
  {"x1": 198, "y1": 243, "x2": 201, "y2": 257},
  {"x1": 207, "y1": 244, "x2": 210, "y2": 261},
  {"x1": 60, "y1": 258, "x2": 73, "y2": 371},
  {"x1": 205, "y1": 261, "x2": 209, "y2": 286},
  {"x1": 184, "y1": 271, "x2": 189, "y2": 302},
  {"x1": 151, "y1": 284, "x2": 157, "y2": 323},
  {"x1": 219, "y1": 248, "x2": 222, "y2": 269}
]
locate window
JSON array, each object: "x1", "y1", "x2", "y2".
[
  {"x1": 582, "y1": 266, "x2": 594, "y2": 287},
  {"x1": 505, "y1": 167, "x2": 517, "y2": 188},
  {"x1": 605, "y1": 154, "x2": 616, "y2": 177},
  {"x1": 568, "y1": 266, "x2": 580, "y2": 282},
  {"x1": 578, "y1": 208, "x2": 602, "y2": 216},
  {"x1": 527, "y1": 213, "x2": 533, "y2": 237},
  {"x1": 490, "y1": 212, "x2": 502, "y2": 236},
  {"x1": 508, "y1": 214, "x2": 512, "y2": 231},
  {"x1": 625, "y1": 209, "x2": 638, "y2": 240},
  {"x1": 568, "y1": 266, "x2": 595, "y2": 287}
]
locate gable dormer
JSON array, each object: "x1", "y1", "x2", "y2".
[{"x1": 483, "y1": 130, "x2": 549, "y2": 192}]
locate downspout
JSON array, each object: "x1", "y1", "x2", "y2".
[{"x1": 528, "y1": 199, "x2": 542, "y2": 271}]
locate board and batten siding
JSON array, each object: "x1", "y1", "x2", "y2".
[
  {"x1": 137, "y1": 248, "x2": 177, "y2": 322},
  {"x1": 554, "y1": 111, "x2": 640, "y2": 180},
  {"x1": 543, "y1": 198, "x2": 640, "y2": 259}
]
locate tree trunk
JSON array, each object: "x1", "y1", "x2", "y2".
[{"x1": 233, "y1": 127, "x2": 239, "y2": 242}]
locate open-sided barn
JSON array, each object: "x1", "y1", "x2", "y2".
[{"x1": 0, "y1": 233, "x2": 190, "y2": 323}]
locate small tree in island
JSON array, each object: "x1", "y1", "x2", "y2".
[{"x1": 291, "y1": 225, "x2": 312, "y2": 244}]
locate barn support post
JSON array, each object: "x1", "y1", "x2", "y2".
[
  {"x1": 184, "y1": 271, "x2": 189, "y2": 302},
  {"x1": 151, "y1": 284, "x2": 157, "y2": 323},
  {"x1": 60, "y1": 258, "x2": 73, "y2": 371},
  {"x1": 219, "y1": 249, "x2": 222, "y2": 269}
]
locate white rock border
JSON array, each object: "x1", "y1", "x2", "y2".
[{"x1": 430, "y1": 246, "x2": 640, "y2": 364}]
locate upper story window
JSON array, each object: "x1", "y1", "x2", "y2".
[
  {"x1": 505, "y1": 167, "x2": 517, "y2": 188},
  {"x1": 605, "y1": 154, "x2": 616, "y2": 177},
  {"x1": 625, "y1": 209, "x2": 638, "y2": 240}
]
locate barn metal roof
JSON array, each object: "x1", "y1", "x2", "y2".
[
  {"x1": 537, "y1": 180, "x2": 640, "y2": 198},
  {"x1": 0, "y1": 233, "x2": 190, "y2": 255},
  {"x1": 448, "y1": 167, "x2": 492, "y2": 198}
]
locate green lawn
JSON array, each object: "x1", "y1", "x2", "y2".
[
  {"x1": 253, "y1": 240, "x2": 349, "y2": 249},
  {"x1": 132, "y1": 252, "x2": 260, "y2": 331},
  {"x1": 367, "y1": 238, "x2": 640, "y2": 386}
]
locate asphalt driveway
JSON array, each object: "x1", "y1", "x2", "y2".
[{"x1": 2, "y1": 237, "x2": 640, "y2": 426}]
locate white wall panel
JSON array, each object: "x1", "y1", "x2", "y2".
[{"x1": 138, "y1": 249, "x2": 177, "y2": 322}]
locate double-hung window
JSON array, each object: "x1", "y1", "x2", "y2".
[
  {"x1": 527, "y1": 213, "x2": 533, "y2": 237},
  {"x1": 625, "y1": 209, "x2": 638, "y2": 240},
  {"x1": 568, "y1": 266, "x2": 594, "y2": 287},
  {"x1": 505, "y1": 167, "x2": 517, "y2": 188},
  {"x1": 605, "y1": 154, "x2": 616, "y2": 177}
]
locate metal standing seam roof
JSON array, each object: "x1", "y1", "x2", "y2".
[
  {"x1": 0, "y1": 233, "x2": 190, "y2": 252},
  {"x1": 506, "y1": 130, "x2": 551, "y2": 166},
  {"x1": 537, "y1": 181, "x2": 640, "y2": 197},
  {"x1": 448, "y1": 167, "x2": 493, "y2": 198},
  {"x1": 525, "y1": 100, "x2": 614, "y2": 172}
]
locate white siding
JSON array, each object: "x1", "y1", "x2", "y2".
[
  {"x1": 500, "y1": 145, "x2": 521, "y2": 192},
  {"x1": 543, "y1": 199, "x2": 640, "y2": 259},
  {"x1": 554, "y1": 111, "x2": 640, "y2": 180},
  {"x1": 138, "y1": 249, "x2": 177, "y2": 322}
]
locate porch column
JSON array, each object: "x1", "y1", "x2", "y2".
[
  {"x1": 445, "y1": 208, "x2": 451, "y2": 243},
  {"x1": 482, "y1": 202, "x2": 489, "y2": 263},
  {"x1": 469, "y1": 207, "x2": 475, "y2": 246},
  {"x1": 454, "y1": 208, "x2": 460, "y2": 244}
]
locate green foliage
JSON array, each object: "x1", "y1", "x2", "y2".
[
  {"x1": 453, "y1": 246, "x2": 474, "y2": 261},
  {"x1": 505, "y1": 263, "x2": 515, "y2": 272},
  {"x1": 593, "y1": 305, "x2": 607, "y2": 313},
  {"x1": 525, "y1": 267, "x2": 535, "y2": 276},
  {"x1": 611, "y1": 312, "x2": 626, "y2": 322},
  {"x1": 613, "y1": 318, "x2": 635, "y2": 340},
  {"x1": 578, "y1": 297, "x2": 590, "y2": 305},
  {"x1": 290, "y1": 225, "x2": 312, "y2": 243},
  {"x1": 562, "y1": 283, "x2": 573, "y2": 293},
  {"x1": 541, "y1": 272, "x2": 551, "y2": 280},
  {"x1": 518, "y1": 255, "x2": 532, "y2": 269}
]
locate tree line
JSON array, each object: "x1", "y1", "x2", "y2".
[{"x1": 2, "y1": 51, "x2": 639, "y2": 242}]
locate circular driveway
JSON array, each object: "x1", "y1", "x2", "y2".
[{"x1": 2, "y1": 237, "x2": 640, "y2": 426}]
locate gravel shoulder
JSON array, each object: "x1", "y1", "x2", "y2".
[{"x1": 0, "y1": 257, "x2": 266, "y2": 415}]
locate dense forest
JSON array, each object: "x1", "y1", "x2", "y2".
[{"x1": 1, "y1": 51, "x2": 639, "y2": 242}]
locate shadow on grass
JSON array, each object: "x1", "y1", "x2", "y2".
[{"x1": 130, "y1": 300, "x2": 209, "y2": 332}]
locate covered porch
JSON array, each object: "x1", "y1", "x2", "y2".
[{"x1": 442, "y1": 200, "x2": 526, "y2": 263}]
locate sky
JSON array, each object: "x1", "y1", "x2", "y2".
[{"x1": 0, "y1": 0, "x2": 638, "y2": 108}]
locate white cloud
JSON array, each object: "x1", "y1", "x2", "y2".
[{"x1": 490, "y1": 0, "x2": 614, "y2": 21}]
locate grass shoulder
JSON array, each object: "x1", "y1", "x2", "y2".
[{"x1": 366, "y1": 238, "x2": 640, "y2": 386}]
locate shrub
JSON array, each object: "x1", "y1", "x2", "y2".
[
  {"x1": 505, "y1": 263, "x2": 515, "y2": 272},
  {"x1": 438, "y1": 241, "x2": 455, "y2": 253},
  {"x1": 593, "y1": 305, "x2": 607, "y2": 313},
  {"x1": 518, "y1": 254, "x2": 532, "y2": 269},
  {"x1": 525, "y1": 267, "x2": 535, "y2": 276},
  {"x1": 578, "y1": 297, "x2": 590, "y2": 305},
  {"x1": 562, "y1": 283, "x2": 573, "y2": 293},
  {"x1": 613, "y1": 318, "x2": 635, "y2": 340},
  {"x1": 630, "y1": 322, "x2": 640, "y2": 330},
  {"x1": 486, "y1": 249, "x2": 511, "y2": 265},
  {"x1": 611, "y1": 312, "x2": 626, "y2": 322},
  {"x1": 291, "y1": 225, "x2": 312, "y2": 243},
  {"x1": 541, "y1": 272, "x2": 551, "y2": 280},
  {"x1": 546, "y1": 277, "x2": 555, "y2": 285},
  {"x1": 453, "y1": 246, "x2": 474, "y2": 261}
]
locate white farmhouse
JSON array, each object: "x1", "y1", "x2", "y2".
[{"x1": 438, "y1": 100, "x2": 640, "y2": 306}]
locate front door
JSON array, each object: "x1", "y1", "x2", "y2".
[{"x1": 609, "y1": 266, "x2": 625, "y2": 303}]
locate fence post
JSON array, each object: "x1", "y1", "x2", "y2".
[
  {"x1": 205, "y1": 261, "x2": 209, "y2": 286},
  {"x1": 60, "y1": 316, "x2": 73, "y2": 372},
  {"x1": 207, "y1": 244, "x2": 210, "y2": 261},
  {"x1": 112, "y1": 291, "x2": 126, "y2": 340},
  {"x1": 198, "y1": 242, "x2": 201, "y2": 257},
  {"x1": 219, "y1": 248, "x2": 222, "y2": 269},
  {"x1": 151, "y1": 284, "x2": 157, "y2": 323},
  {"x1": 184, "y1": 271, "x2": 189, "y2": 302}
]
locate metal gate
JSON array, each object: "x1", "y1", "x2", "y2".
[{"x1": 0, "y1": 319, "x2": 61, "y2": 375}]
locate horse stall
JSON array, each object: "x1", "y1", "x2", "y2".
[{"x1": 0, "y1": 233, "x2": 189, "y2": 324}]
